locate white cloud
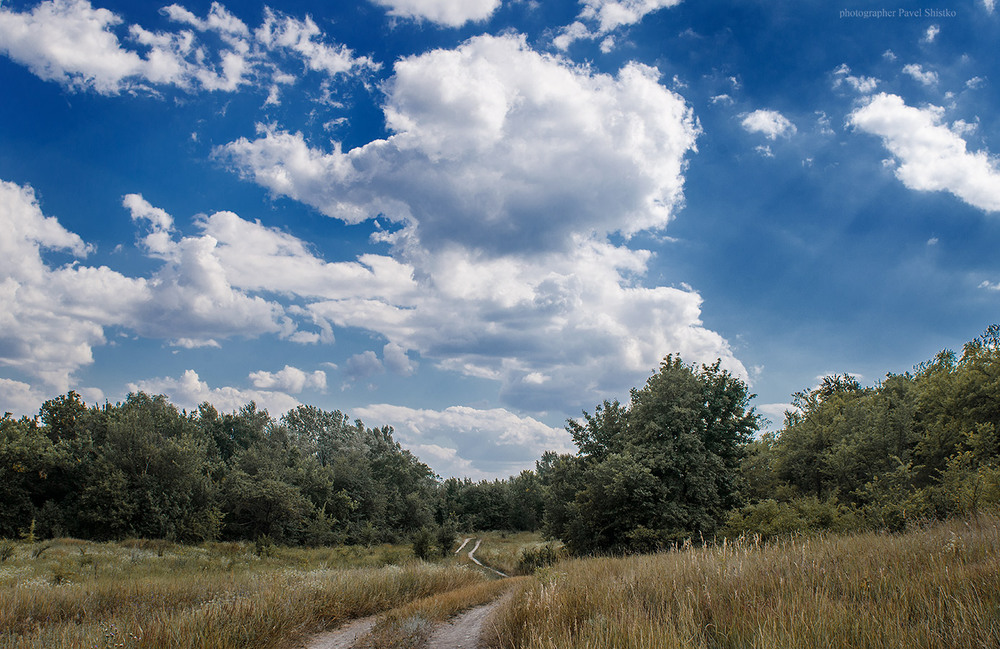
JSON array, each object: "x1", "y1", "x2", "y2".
[
  {"x1": 369, "y1": 0, "x2": 501, "y2": 27},
  {"x1": 578, "y1": 0, "x2": 683, "y2": 34},
  {"x1": 922, "y1": 24, "x2": 940, "y2": 43},
  {"x1": 216, "y1": 33, "x2": 744, "y2": 412},
  {"x1": 849, "y1": 93, "x2": 1000, "y2": 212},
  {"x1": 0, "y1": 180, "x2": 148, "y2": 391},
  {"x1": 128, "y1": 369, "x2": 300, "y2": 414},
  {"x1": 979, "y1": 280, "x2": 1000, "y2": 291},
  {"x1": 902, "y1": 63, "x2": 938, "y2": 86},
  {"x1": 966, "y1": 76, "x2": 985, "y2": 89},
  {"x1": 0, "y1": 0, "x2": 144, "y2": 93},
  {"x1": 255, "y1": 8, "x2": 379, "y2": 76},
  {"x1": 710, "y1": 94, "x2": 733, "y2": 105},
  {"x1": 832, "y1": 64, "x2": 878, "y2": 94},
  {"x1": 552, "y1": 0, "x2": 682, "y2": 50},
  {"x1": 219, "y1": 33, "x2": 701, "y2": 255},
  {"x1": 383, "y1": 342, "x2": 417, "y2": 376},
  {"x1": 355, "y1": 403, "x2": 574, "y2": 478},
  {"x1": 984, "y1": 0, "x2": 996, "y2": 13},
  {"x1": 0, "y1": 378, "x2": 50, "y2": 417},
  {"x1": 755, "y1": 145, "x2": 774, "y2": 158},
  {"x1": 248, "y1": 365, "x2": 326, "y2": 393},
  {"x1": 161, "y1": 2, "x2": 248, "y2": 37},
  {"x1": 741, "y1": 109, "x2": 796, "y2": 140},
  {"x1": 552, "y1": 20, "x2": 593, "y2": 50},
  {"x1": 0, "y1": 1, "x2": 376, "y2": 95}
]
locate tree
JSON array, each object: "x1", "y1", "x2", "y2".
[{"x1": 545, "y1": 356, "x2": 759, "y2": 553}]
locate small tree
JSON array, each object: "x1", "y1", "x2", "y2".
[{"x1": 411, "y1": 527, "x2": 435, "y2": 561}]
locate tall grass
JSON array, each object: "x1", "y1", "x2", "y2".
[
  {"x1": 486, "y1": 514, "x2": 1000, "y2": 649},
  {"x1": 0, "y1": 539, "x2": 486, "y2": 649}
]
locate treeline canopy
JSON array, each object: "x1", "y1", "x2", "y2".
[
  {"x1": 4, "y1": 326, "x2": 1000, "y2": 552},
  {"x1": 0, "y1": 398, "x2": 542, "y2": 544}
]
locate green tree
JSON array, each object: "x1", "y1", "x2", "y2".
[{"x1": 546, "y1": 356, "x2": 759, "y2": 553}]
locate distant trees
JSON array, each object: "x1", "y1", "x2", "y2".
[
  {"x1": 5, "y1": 326, "x2": 1000, "y2": 554},
  {"x1": 0, "y1": 396, "x2": 440, "y2": 545}
]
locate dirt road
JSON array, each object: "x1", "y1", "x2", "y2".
[
  {"x1": 424, "y1": 598, "x2": 504, "y2": 649},
  {"x1": 302, "y1": 537, "x2": 507, "y2": 649}
]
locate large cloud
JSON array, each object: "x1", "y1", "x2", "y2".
[
  {"x1": 355, "y1": 403, "x2": 574, "y2": 479},
  {"x1": 216, "y1": 34, "x2": 744, "y2": 411},
  {"x1": 219, "y1": 33, "x2": 701, "y2": 255},
  {"x1": 0, "y1": 182, "x2": 297, "y2": 392},
  {"x1": 848, "y1": 93, "x2": 1000, "y2": 212}
]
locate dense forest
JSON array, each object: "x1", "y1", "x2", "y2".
[{"x1": 3, "y1": 326, "x2": 1000, "y2": 554}]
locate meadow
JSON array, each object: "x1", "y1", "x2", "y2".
[
  {"x1": 0, "y1": 538, "x2": 488, "y2": 649},
  {"x1": 487, "y1": 513, "x2": 1000, "y2": 649}
]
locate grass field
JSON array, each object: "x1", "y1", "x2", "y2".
[
  {"x1": 0, "y1": 538, "x2": 488, "y2": 649},
  {"x1": 485, "y1": 514, "x2": 1000, "y2": 649}
]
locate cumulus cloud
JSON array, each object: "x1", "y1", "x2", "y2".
[
  {"x1": 219, "y1": 33, "x2": 701, "y2": 255},
  {"x1": 248, "y1": 365, "x2": 326, "y2": 392},
  {"x1": 355, "y1": 403, "x2": 574, "y2": 478},
  {"x1": 849, "y1": 93, "x2": 1000, "y2": 212},
  {"x1": 0, "y1": 0, "x2": 144, "y2": 93},
  {"x1": 741, "y1": 109, "x2": 796, "y2": 140},
  {"x1": 216, "y1": 33, "x2": 744, "y2": 412},
  {"x1": 369, "y1": 0, "x2": 501, "y2": 27},
  {"x1": 0, "y1": 180, "x2": 148, "y2": 391},
  {"x1": 0, "y1": 1, "x2": 376, "y2": 95},
  {"x1": 0, "y1": 180, "x2": 311, "y2": 393},
  {"x1": 128, "y1": 369, "x2": 300, "y2": 414},
  {"x1": 922, "y1": 24, "x2": 940, "y2": 43}
]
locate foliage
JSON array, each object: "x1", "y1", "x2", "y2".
[{"x1": 545, "y1": 356, "x2": 759, "y2": 553}]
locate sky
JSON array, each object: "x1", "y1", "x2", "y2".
[{"x1": 1, "y1": 0, "x2": 999, "y2": 480}]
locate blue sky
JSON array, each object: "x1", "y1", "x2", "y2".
[{"x1": 1, "y1": 0, "x2": 999, "y2": 479}]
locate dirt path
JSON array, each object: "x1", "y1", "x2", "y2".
[
  {"x1": 301, "y1": 537, "x2": 508, "y2": 649},
  {"x1": 303, "y1": 615, "x2": 377, "y2": 649},
  {"x1": 424, "y1": 598, "x2": 504, "y2": 649},
  {"x1": 467, "y1": 538, "x2": 508, "y2": 578}
]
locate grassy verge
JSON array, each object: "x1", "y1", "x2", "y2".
[
  {"x1": 485, "y1": 514, "x2": 1000, "y2": 649},
  {"x1": 0, "y1": 538, "x2": 486, "y2": 649}
]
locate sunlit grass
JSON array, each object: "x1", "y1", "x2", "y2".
[
  {"x1": 486, "y1": 514, "x2": 1000, "y2": 649},
  {"x1": 0, "y1": 538, "x2": 486, "y2": 649}
]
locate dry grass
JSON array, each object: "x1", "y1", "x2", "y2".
[
  {"x1": 486, "y1": 514, "x2": 1000, "y2": 649},
  {"x1": 0, "y1": 539, "x2": 486, "y2": 649}
]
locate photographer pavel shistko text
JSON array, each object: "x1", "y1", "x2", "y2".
[{"x1": 839, "y1": 8, "x2": 957, "y2": 18}]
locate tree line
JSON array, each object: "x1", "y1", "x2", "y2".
[
  {"x1": 3, "y1": 326, "x2": 1000, "y2": 553},
  {"x1": 0, "y1": 397, "x2": 541, "y2": 545}
]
